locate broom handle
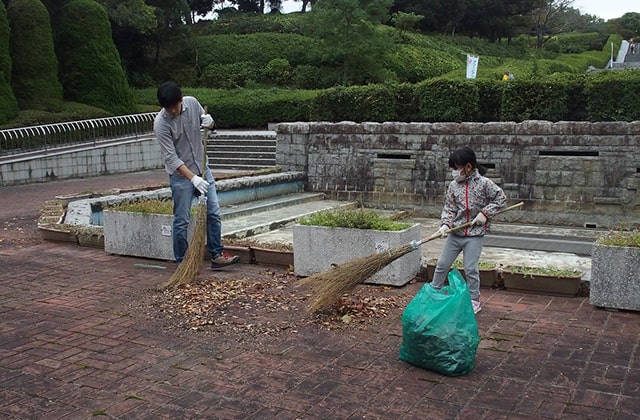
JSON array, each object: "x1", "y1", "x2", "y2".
[
  {"x1": 201, "y1": 106, "x2": 209, "y2": 197},
  {"x1": 418, "y1": 201, "x2": 524, "y2": 245}
]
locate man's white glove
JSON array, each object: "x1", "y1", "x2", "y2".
[
  {"x1": 200, "y1": 114, "x2": 214, "y2": 129},
  {"x1": 433, "y1": 225, "x2": 449, "y2": 238},
  {"x1": 190, "y1": 175, "x2": 210, "y2": 195},
  {"x1": 473, "y1": 212, "x2": 487, "y2": 226}
]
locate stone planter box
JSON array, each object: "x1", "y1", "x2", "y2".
[
  {"x1": 293, "y1": 223, "x2": 421, "y2": 286},
  {"x1": 425, "y1": 260, "x2": 498, "y2": 287},
  {"x1": 252, "y1": 247, "x2": 294, "y2": 267},
  {"x1": 590, "y1": 244, "x2": 640, "y2": 311},
  {"x1": 224, "y1": 245, "x2": 254, "y2": 264},
  {"x1": 103, "y1": 210, "x2": 194, "y2": 261},
  {"x1": 502, "y1": 268, "x2": 582, "y2": 297}
]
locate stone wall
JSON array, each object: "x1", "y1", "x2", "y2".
[
  {"x1": 275, "y1": 121, "x2": 640, "y2": 228},
  {"x1": 0, "y1": 137, "x2": 162, "y2": 186}
]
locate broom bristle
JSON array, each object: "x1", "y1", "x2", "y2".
[
  {"x1": 158, "y1": 204, "x2": 207, "y2": 290},
  {"x1": 299, "y1": 243, "x2": 415, "y2": 313}
]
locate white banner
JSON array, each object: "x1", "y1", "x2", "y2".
[{"x1": 466, "y1": 55, "x2": 479, "y2": 79}]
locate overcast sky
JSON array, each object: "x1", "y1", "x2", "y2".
[
  {"x1": 565, "y1": 0, "x2": 635, "y2": 20},
  {"x1": 281, "y1": 1, "x2": 637, "y2": 21}
]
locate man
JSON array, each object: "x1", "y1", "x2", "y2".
[{"x1": 154, "y1": 81, "x2": 239, "y2": 268}]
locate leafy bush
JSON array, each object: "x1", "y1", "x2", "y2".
[
  {"x1": 298, "y1": 209, "x2": 412, "y2": 231},
  {"x1": 199, "y1": 61, "x2": 261, "y2": 88},
  {"x1": 200, "y1": 12, "x2": 307, "y2": 35},
  {"x1": 311, "y1": 84, "x2": 397, "y2": 122},
  {"x1": 192, "y1": 33, "x2": 319, "y2": 69},
  {"x1": 501, "y1": 78, "x2": 570, "y2": 122},
  {"x1": 585, "y1": 70, "x2": 640, "y2": 121},
  {"x1": 264, "y1": 58, "x2": 293, "y2": 85},
  {"x1": 417, "y1": 78, "x2": 480, "y2": 122}
]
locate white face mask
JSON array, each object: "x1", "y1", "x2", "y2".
[{"x1": 452, "y1": 169, "x2": 463, "y2": 179}]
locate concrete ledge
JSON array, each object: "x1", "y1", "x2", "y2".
[
  {"x1": 590, "y1": 244, "x2": 640, "y2": 311},
  {"x1": 293, "y1": 223, "x2": 421, "y2": 286}
]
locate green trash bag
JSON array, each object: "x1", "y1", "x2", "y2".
[{"x1": 399, "y1": 269, "x2": 480, "y2": 376}]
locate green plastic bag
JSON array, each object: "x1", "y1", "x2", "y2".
[{"x1": 399, "y1": 269, "x2": 480, "y2": 376}]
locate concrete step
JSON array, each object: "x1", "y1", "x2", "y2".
[
  {"x1": 207, "y1": 130, "x2": 277, "y2": 171},
  {"x1": 222, "y1": 197, "x2": 358, "y2": 239}
]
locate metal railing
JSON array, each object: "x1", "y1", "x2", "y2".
[{"x1": 0, "y1": 112, "x2": 158, "y2": 157}]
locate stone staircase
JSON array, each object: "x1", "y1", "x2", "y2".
[{"x1": 207, "y1": 130, "x2": 277, "y2": 171}]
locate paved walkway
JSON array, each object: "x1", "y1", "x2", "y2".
[{"x1": 1, "y1": 171, "x2": 639, "y2": 419}]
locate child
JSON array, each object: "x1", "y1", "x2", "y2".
[{"x1": 429, "y1": 147, "x2": 506, "y2": 314}]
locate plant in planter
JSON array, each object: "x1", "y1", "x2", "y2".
[
  {"x1": 590, "y1": 227, "x2": 640, "y2": 311},
  {"x1": 502, "y1": 265, "x2": 584, "y2": 297},
  {"x1": 293, "y1": 209, "x2": 421, "y2": 286},
  {"x1": 103, "y1": 198, "x2": 196, "y2": 261}
]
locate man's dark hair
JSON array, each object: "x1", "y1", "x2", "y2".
[{"x1": 157, "y1": 81, "x2": 182, "y2": 108}]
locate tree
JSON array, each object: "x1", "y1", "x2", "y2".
[
  {"x1": 0, "y1": 0, "x2": 18, "y2": 124},
  {"x1": 306, "y1": 0, "x2": 393, "y2": 85},
  {"x1": 55, "y1": 0, "x2": 136, "y2": 114},
  {"x1": 8, "y1": 0, "x2": 63, "y2": 111},
  {"x1": 530, "y1": 0, "x2": 575, "y2": 49}
]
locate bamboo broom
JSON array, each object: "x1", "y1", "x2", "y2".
[
  {"x1": 299, "y1": 202, "x2": 524, "y2": 313},
  {"x1": 158, "y1": 109, "x2": 211, "y2": 290}
]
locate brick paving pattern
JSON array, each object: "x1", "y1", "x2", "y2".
[{"x1": 1, "y1": 170, "x2": 639, "y2": 419}]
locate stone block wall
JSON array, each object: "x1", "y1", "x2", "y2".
[{"x1": 275, "y1": 121, "x2": 640, "y2": 228}]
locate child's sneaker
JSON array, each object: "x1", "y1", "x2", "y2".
[
  {"x1": 472, "y1": 299, "x2": 482, "y2": 314},
  {"x1": 211, "y1": 252, "x2": 239, "y2": 269}
]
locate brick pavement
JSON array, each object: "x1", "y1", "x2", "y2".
[{"x1": 1, "y1": 171, "x2": 640, "y2": 419}]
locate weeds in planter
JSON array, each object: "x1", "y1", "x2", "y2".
[
  {"x1": 452, "y1": 260, "x2": 497, "y2": 269},
  {"x1": 596, "y1": 227, "x2": 640, "y2": 248},
  {"x1": 297, "y1": 209, "x2": 412, "y2": 231},
  {"x1": 109, "y1": 198, "x2": 173, "y2": 214},
  {"x1": 505, "y1": 265, "x2": 582, "y2": 277}
]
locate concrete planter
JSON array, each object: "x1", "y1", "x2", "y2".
[
  {"x1": 502, "y1": 268, "x2": 582, "y2": 297},
  {"x1": 424, "y1": 260, "x2": 498, "y2": 287},
  {"x1": 253, "y1": 247, "x2": 294, "y2": 267},
  {"x1": 590, "y1": 244, "x2": 640, "y2": 311},
  {"x1": 103, "y1": 210, "x2": 194, "y2": 261},
  {"x1": 293, "y1": 223, "x2": 421, "y2": 286}
]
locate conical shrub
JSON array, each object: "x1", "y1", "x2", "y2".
[
  {"x1": 55, "y1": 0, "x2": 136, "y2": 115},
  {"x1": 8, "y1": 0, "x2": 63, "y2": 112},
  {"x1": 0, "y1": 1, "x2": 18, "y2": 124}
]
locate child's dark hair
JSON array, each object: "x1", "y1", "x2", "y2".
[
  {"x1": 448, "y1": 146, "x2": 487, "y2": 176},
  {"x1": 157, "y1": 81, "x2": 182, "y2": 108}
]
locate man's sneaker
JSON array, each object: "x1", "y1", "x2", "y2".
[
  {"x1": 472, "y1": 299, "x2": 482, "y2": 314},
  {"x1": 211, "y1": 252, "x2": 239, "y2": 269}
]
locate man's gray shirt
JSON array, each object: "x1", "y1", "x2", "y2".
[{"x1": 154, "y1": 96, "x2": 206, "y2": 177}]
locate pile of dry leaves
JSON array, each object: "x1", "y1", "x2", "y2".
[{"x1": 146, "y1": 266, "x2": 418, "y2": 342}]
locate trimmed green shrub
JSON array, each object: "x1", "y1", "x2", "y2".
[
  {"x1": 192, "y1": 33, "x2": 319, "y2": 69},
  {"x1": 417, "y1": 78, "x2": 480, "y2": 122},
  {"x1": 0, "y1": 1, "x2": 18, "y2": 124},
  {"x1": 311, "y1": 84, "x2": 397, "y2": 122},
  {"x1": 8, "y1": 0, "x2": 63, "y2": 112},
  {"x1": 55, "y1": 0, "x2": 135, "y2": 114},
  {"x1": 475, "y1": 79, "x2": 503, "y2": 122},
  {"x1": 137, "y1": 87, "x2": 318, "y2": 129},
  {"x1": 199, "y1": 61, "x2": 261, "y2": 88},
  {"x1": 585, "y1": 71, "x2": 640, "y2": 122},
  {"x1": 501, "y1": 78, "x2": 569, "y2": 122}
]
